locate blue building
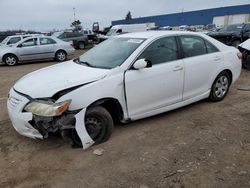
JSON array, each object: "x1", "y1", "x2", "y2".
[{"x1": 112, "y1": 4, "x2": 250, "y2": 27}]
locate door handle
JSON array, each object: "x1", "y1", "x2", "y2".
[
  {"x1": 214, "y1": 56, "x2": 221, "y2": 61},
  {"x1": 173, "y1": 66, "x2": 183, "y2": 71}
]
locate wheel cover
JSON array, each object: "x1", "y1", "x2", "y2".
[
  {"x1": 85, "y1": 117, "x2": 103, "y2": 140},
  {"x1": 5, "y1": 56, "x2": 16, "y2": 65},
  {"x1": 214, "y1": 75, "x2": 229, "y2": 98},
  {"x1": 57, "y1": 52, "x2": 66, "y2": 61}
]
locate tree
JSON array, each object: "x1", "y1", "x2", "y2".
[
  {"x1": 125, "y1": 11, "x2": 132, "y2": 20},
  {"x1": 71, "y1": 19, "x2": 82, "y2": 31}
]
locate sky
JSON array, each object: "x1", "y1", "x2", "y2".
[{"x1": 0, "y1": 0, "x2": 249, "y2": 31}]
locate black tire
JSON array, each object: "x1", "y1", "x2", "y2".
[
  {"x1": 242, "y1": 54, "x2": 250, "y2": 70},
  {"x1": 55, "y1": 50, "x2": 67, "y2": 62},
  {"x1": 78, "y1": 42, "x2": 85, "y2": 49},
  {"x1": 232, "y1": 40, "x2": 241, "y2": 48},
  {"x1": 71, "y1": 106, "x2": 114, "y2": 147},
  {"x1": 209, "y1": 71, "x2": 231, "y2": 102},
  {"x1": 3, "y1": 54, "x2": 18, "y2": 66}
]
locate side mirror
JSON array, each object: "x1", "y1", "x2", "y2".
[
  {"x1": 117, "y1": 29, "x2": 122, "y2": 33},
  {"x1": 17, "y1": 44, "x2": 22, "y2": 48},
  {"x1": 133, "y1": 59, "x2": 152, "y2": 70}
]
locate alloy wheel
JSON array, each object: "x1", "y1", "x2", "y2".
[{"x1": 214, "y1": 75, "x2": 229, "y2": 98}]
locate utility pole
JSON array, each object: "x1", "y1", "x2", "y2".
[{"x1": 73, "y1": 7, "x2": 76, "y2": 22}]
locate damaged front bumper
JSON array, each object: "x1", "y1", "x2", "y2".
[{"x1": 7, "y1": 88, "x2": 94, "y2": 149}]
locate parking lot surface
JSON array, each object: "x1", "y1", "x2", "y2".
[{"x1": 0, "y1": 50, "x2": 250, "y2": 188}]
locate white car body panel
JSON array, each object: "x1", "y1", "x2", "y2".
[
  {"x1": 7, "y1": 31, "x2": 242, "y2": 150},
  {"x1": 131, "y1": 90, "x2": 211, "y2": 120},
  {"x1": 182, "y1": 52, "x2": 223, "y2": 100},
  {"x1": 14, "y1": 61, "x2": 109, "y2": 98},
  {"x1": 125, "y1": 59, "x2": 184, "y2": 117},
  {"x1": 239, "y1": 38, "x2": 250, "y2": 50},
  {"x1": 58, "y1": 67, "x2": 128, "y2": 119},
  {"x1": 7, "y1": 88, "x2": 43, "y2": 139}
]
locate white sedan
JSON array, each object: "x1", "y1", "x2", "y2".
[{"x1": 7, "y1": 31, "x2": 241, "y2": 149}]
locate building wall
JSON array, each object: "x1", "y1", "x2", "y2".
[{"x1": 112, "y1": 4, "x2": 250, "y2": 27}]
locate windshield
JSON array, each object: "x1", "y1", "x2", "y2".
[
  {"x1": 220, "y1": 24, "x2": 243, "y2": 32},
  {"x1": 77, "y1": 37, "x2": 145, "y2": 69},
  {"x1": 1, "y1": 36, "x2": 10, "y2": 44},
  {"x1": 106, "y1": 29, "x2": 117, "y2": 36}
]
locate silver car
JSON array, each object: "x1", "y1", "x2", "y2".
[
  {"x1": 0, "y1": 34, "x2": 41, "y2": 47},
  {"x1": 0, "y1": 36, "x2": 75, "y2": 66}
]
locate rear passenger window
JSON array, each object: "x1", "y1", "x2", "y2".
[
  {"x1": 40, "y1": 38, "x2": 56, "y2": 45},
  {"x1": 180, "y1": 36, "x2": 207, "y2": 57},
  {"x1": 205, "y1": 41, "x2": 219, "y2": 53},
  {"x1": 138, "y1": 36, "x2": 178, "y2": 65}
]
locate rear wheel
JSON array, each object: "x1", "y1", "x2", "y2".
[
  {"x1": 209, "y1": 71, "x2": 231, "y2": 102},
  {"x1": 55, "y1": 50, "x2": 67, "y2": 62},
  {"x1": 3, "y1": 54, "x2": 18, "y2": 66},
  {"x1": 71, "y1": 106, "x2": 114, "y2": 147}
]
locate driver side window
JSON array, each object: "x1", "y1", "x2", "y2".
[
  {"x1": 138, "y1": 36, "x2": 178, "y2": 65},
  {"x1": 21, "y1": 38, "x2": 38, "y2": 47}
]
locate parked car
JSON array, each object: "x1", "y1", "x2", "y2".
[
  {"x1": 53, "y1": 31, "x2": 88, "y2": 49},
  {"x1": 179, "y1": 25, "x2": 190, "y2": 31},
  {"x1": 238, "y1": 38, "x2": 250, "y2": 70},
  {"x1": 208, "y1": 23, "x2": 250, "y2": 47},
  {"x1": 7, "y1": 31, "x2": 241, "y2": 149},
  {"x1": 0, "y1": 34, "x2": 40, "y2": 46},
  {"x1": 0, "y1": 36, "x2": 75, "y2": 65},
  {"x1": 98, "y1": 24, "x2": 149, "y2": 42},
  {"x1": 159, "y1": 26, "x2": 173, "y2": 30}
]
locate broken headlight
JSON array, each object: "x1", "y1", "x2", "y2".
[{"x1": 24, "y1": 100, "x2": 72, "y2": 117}]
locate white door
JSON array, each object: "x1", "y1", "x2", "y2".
[
  {"x1": 179, "y1": 35, "x2": 223, "y2": 100},
  {"x1": 17, "y1": 38, "x2": 40, "y2": 61},
  {"x1": 125, "y1": 36, "x2": 184, "y2": 118}
]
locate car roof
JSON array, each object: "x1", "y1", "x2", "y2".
[
  {"x1": 7, "y1": 34, "x2": 42, "y2": 38},
  {"x1": 116, "y1": 31, "x2": 206, "y2": 39}
]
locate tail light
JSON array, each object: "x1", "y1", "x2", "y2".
[
  {"x1": 237, "y1": 52, "x2": 242, "y2": 60},
  {"x1": 70, "y1": 43, "x2": 74, "y2": 48}
]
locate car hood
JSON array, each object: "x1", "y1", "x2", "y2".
[
  {"x1": 14, "y1": 60, "x2": 110, "y2": 98},
  {"x1": 239, "y1": 39, "x2": 250, "y2": 50}
]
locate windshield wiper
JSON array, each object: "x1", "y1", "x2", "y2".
[{"x1": 74, "y1": 58, "x2": 95, "y2": 67}]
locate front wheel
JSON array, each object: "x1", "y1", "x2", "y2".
[
  {"x1": 71, "y1": 106, "x2": 114, "y2": 147},
  {"x1": 3, "y1": 54, "x2": 18, "y2": 66},
  {"x1": 55, "y1": 50, "x2": 67, "y2": 62},
  {"x1": 209, "y1": 71, "x2": 231, "y2": 102}
]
